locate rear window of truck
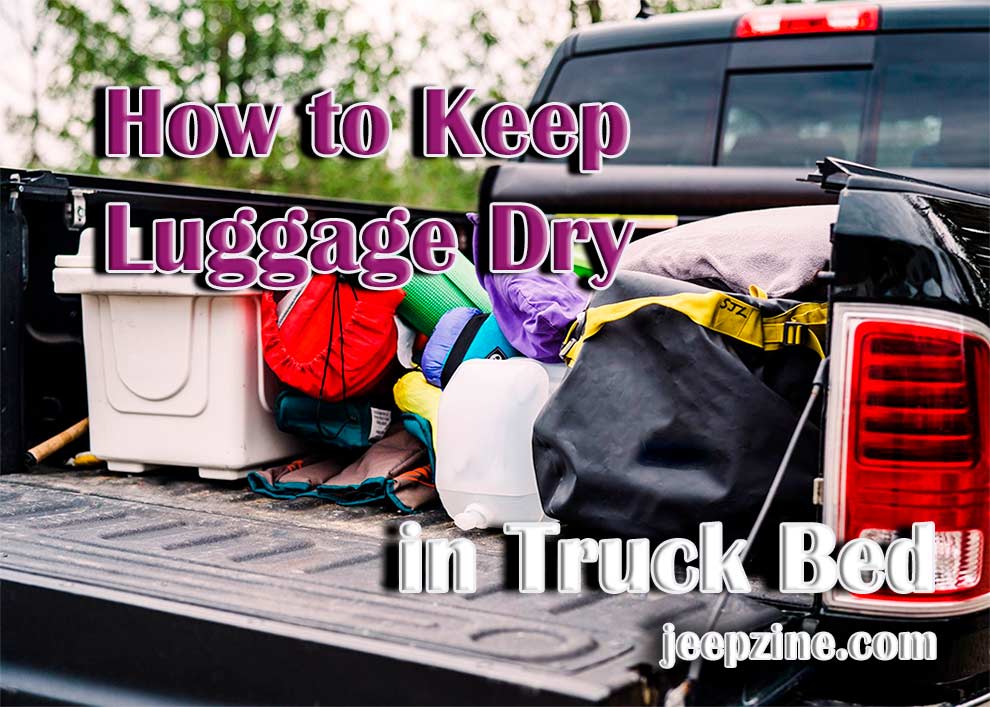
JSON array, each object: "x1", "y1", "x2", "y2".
[
  {"x1": 542, "y1": 31, "x2": 989, "y2": 169},
  {"x1": 718, "y1": 69, "x2": 869, "y2": 167},
  {"x1": 872, "y1": 32, "x2": 989, "y2": 169},
  {"x1": 719, "y1": 32, "x2": 990, "y2": 168},
  {"x1": 541, "y1": 42, "x2": 728, "y2": 165}
]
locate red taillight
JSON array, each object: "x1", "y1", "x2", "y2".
[
  {"x1": 825, "y1": 305, "x2": 990, "y2": 617},
  {"x1": 736, "y1": 4, "x2": 879, "y2": 38}
]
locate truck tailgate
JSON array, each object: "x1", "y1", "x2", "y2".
[{"x1": 0, "y1": 468, "x2": 791, "y2": 705}]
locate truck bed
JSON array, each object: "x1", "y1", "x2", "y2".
[{"x1": 0, "y1": 467, "x2": 797, "y2": 705}]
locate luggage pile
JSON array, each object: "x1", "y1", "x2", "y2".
[{"x1": 252, "y1": 206, "x2": 834, "y2": 542}]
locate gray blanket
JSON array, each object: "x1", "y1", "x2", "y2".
[{"x1": 619, "y1": 205, "x2": 837, "y2": 297}]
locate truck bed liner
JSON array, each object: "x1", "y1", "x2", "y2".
[{"x1": 0, "y1": 467, "x2": 790, "y2": 705}]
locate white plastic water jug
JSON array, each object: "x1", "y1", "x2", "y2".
[{"x1": 435, "y1": 358, "x2": 565, "y2": 531}]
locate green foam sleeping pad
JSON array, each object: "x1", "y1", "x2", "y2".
[{"x1": 398, "y1": 250, "x2": 491, "y2": 334}]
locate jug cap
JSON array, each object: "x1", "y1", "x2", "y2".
[{"x1": 453, "y1": 505, "x2": 488, "y2": 531}]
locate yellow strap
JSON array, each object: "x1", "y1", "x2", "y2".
[
  {"x1": 748, "y1": 284, "x2": 768, "y2": 299},
  {"x1": 763, "y1": 302, "x2": 828, "y2": 358},
  {"x1": 563, "y1": 292, "x2": 826, "y2": 364}
]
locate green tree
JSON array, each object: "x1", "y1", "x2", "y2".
[
  {"x1": 8, "y1": 0, "x2": 818, "y2": 209},
  {"x1": 1, "y1": 0, "x2": 57, "y2": 165},
  {"x1": 40, "y1": 0, "x2": 484, "y2": 210}
]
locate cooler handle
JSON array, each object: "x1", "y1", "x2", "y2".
[{"x1": 255, "y1": 298, "x2": 275, "y2": 413}]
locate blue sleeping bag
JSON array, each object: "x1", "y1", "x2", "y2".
[{"x1": 420, "y1": 307, "x2": 519, "y2": 388}]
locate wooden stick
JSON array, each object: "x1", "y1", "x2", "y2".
[{"x1": 25, "y1": 418, "x2": 89, "y2": 466}]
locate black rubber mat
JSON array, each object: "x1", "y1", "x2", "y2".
[{"x1": 0, "y1": 468, "x2": 789, "y2": 704}]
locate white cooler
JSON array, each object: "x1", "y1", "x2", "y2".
[{"x1": 53, "y1": 229, "x2": 307, "y2": 480}]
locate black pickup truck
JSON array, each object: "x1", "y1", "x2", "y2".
[{"x1": 2, "y1": 1, "x2": 988, "y2": 705}]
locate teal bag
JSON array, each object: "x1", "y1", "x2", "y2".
[{"x1": 274, "y1": 389, "x2": 394, "y2": 449}]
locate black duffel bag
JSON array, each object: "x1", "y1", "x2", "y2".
[{"x1": 533, "y1": 272, "x2": 826, "y2": 542}]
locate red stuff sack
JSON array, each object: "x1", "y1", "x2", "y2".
[{"x1": 262, "y1": 275, "x2": 404, "y2": 402}]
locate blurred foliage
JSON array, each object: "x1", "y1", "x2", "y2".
[
  {"x1": 38, "y1": 0, "x2": 489, "y2": 209},
  {"x1": 6, "y1": 0, "x2": 807, "y2": 209},
  {"x1": 144, "y1": 146, "x2": 490, "y2": 210}
]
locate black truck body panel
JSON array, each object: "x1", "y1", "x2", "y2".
[
  {"x1": 550, "y1": 1, "x2": 989, "y2": 58},
  {"x1": 817, "y1": 158, "x2": 989, "y2": 700},
  {"x1": 816, "y1": 159, "x2": 990, "y2": 319},
  {"x1": 483, "y1": 164, "x2": 989, "y2": 222}
]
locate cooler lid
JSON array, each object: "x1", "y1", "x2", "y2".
[
  {"x1": 52, "y1": 227, "x2": 249, "y2": 297},
  {"x1": 54, "y1": 227, "x2": 142, "y2": 269}
]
